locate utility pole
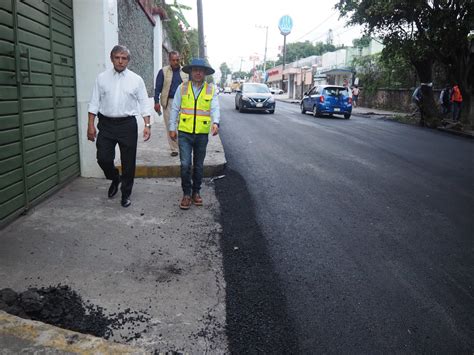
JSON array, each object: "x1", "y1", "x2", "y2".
[
  {"x1": 197, "y1": 0, "x2": 205, "y2": 58},
  {"x1": 256, "y1": 25, "x2": 268, "y2": 82}
]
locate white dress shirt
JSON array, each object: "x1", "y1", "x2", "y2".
[{"x1": 88, "y1": 68, "x2": 151, "y2": 118}]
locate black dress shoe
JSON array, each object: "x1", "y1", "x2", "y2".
[
  {"x1": 108, "y1": 177, "x2": 120, "y2": 198},
  {"x1": 121, "y1": 197, "x2": 131, "y2": 208}
]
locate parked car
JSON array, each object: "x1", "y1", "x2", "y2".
[
  {"x1": 300, "y1": 85, "x2": 352, "y2": 119},
  {"x1": 270, "y1": 87, "x2": 284, "y2": 95},
  {"x1": 223, "y1": 87, "x2": 232, "y2": 94},
  {"x1": 235, "y1": 83, "x2": 275, "y2": 113}
]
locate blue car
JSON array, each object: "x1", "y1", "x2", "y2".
[{"x1": 300, "y1": 85, "x2": 352, "y2": 119}]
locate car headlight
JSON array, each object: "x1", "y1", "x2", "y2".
[
  {"x1": 241, "y1": 96, "x2": 250, "y2": 101},
  {"x1": 267, "y1": 97, "x2": 275, "y2": 103}
]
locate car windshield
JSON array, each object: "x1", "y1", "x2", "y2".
[
  {"x1": 243, "y1": 84, "x2": 270, "y2": 94},
  {"x1": 323, "y1": 87, "x2": 350, "y2": 96}
]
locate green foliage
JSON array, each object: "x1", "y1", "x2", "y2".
[
  {"x1": 232, "y1": 71, "x2": 249, "y2": 81},
  {"x1": 160, "y1": 2, "x2": 198, "y2": 64},
  {"x1": 337, "y1": 0, "x2": 474, "y2": 122},
  {"x1": 352, "y1": 35, "x2": 371, "y2": 48},
  {"x1": 219, "y1": 62, "x2": 231, "y2": 87},
  {"x1": 184, "y1": 29, "x2": 199, "y2": 63},
  {"x1": 275, "y1": 41, "x2": 338, "y2": 65},
  {"x1": 352, "y1": 53, "x2": 416, "y2": 95}
]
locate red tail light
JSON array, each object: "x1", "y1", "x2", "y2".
[
  {"x1": 319, "y1": 96, "x2": 324, "y2": 103},
  {"x1": 348, "y1": 97, "x2": 352, "y2": 104}
]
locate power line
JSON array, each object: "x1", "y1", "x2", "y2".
[
  {"x1": 296, "y1": 10, "x2": 338, "y2": 41},
  {"x1": 309, "y1": 25, "x2": 355, "y2": 45}
]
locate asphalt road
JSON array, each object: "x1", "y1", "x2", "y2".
[{"x1": 214, "y1": 94, "x2": 474, "y2": 353}]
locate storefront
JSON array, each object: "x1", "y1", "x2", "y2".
[{"x1": 266, "y1": 65, "x2": 284, "y2": 90}]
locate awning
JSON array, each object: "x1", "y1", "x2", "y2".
[{"x1": 320, "y1": 68, "x2": 353, "y2": 75}]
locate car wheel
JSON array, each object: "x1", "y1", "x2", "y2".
[
  {"x1": 239, "y1": 103, "x2": 245, "y2": 113},
  {"x1": 344, "y1": 113, "x2": 351, "y2": 119},
  {"x1": 312, "y1": 106, "x2": 320, "y2": 118},
  {"x1": 235, "y1": 103, "x2": 239, "y2": 110},
  {"x1": 268, "y1": 110, "x2": 275, "y2": 114},
  {"x1": 300, "y1": 103, "x2": 306, "y2": 114}
]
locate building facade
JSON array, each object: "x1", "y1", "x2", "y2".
[{"x1": 0, "y1": 0, "x2": 165, "y2": 226}]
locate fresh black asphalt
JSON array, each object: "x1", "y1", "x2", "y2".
[{"x1": 215, "y1": 94, "x2": 474, "y2": 353}]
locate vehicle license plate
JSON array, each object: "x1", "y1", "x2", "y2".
[
  {"x1": 334, "y1": 108, "x2": 340, "y2": 112},
  {"x1": 256, "y1": 103, "x2": 263, "y2": 108}
]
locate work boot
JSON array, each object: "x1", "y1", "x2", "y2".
[
  {"x1": 192, "y1": 193, "x2": 203, "y2": 206},
  {"x1": 179, "y1": 195, "x2": 192, "y2": 210}
]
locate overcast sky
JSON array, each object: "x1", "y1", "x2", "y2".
[{"x1": 176, "y1": 0, "x2": 364, "y2": 75}]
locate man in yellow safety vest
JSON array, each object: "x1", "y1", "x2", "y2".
[{"x1": 169, "y1": 58, "x2": 220, "y2": 210}]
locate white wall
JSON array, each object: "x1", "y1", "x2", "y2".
[
  {"x1": 73, "y1": 0, "x2": 118, "y2": 178},
  {"x1": 153, "y1": 15, "x2": 163, "y2": 87},
  {"x1": 321, "y1": 48, "x2": 348, "y2": 69}
]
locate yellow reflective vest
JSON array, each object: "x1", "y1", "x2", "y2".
[{"x1": 178, "y1": 82, "x2": 214, "y2": 134}]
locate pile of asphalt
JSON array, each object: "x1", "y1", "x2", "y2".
[{"x1": 0, "y1": 285, "x2": 150, "y2": 341}]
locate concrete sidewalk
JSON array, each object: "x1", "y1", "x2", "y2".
[{"x1": 0, "y1": 100, "x2": 228, "y2": 353}]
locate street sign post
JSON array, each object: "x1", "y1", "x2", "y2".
[
  {"x1": 278, "y1": 15, "x2": 293, "y2": 91},
  {"x1": 278, "y1": 15, "x2": 293, "y2": 36}
]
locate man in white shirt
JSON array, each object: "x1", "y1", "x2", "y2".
[{"x1": 87, "y1": 45, "x2": 151, "y2": 208}]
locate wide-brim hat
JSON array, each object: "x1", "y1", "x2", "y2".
[{"x1": 182, "y1": 58, "x2": 215, "y2": 75}]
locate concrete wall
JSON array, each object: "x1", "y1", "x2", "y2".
[
  {"x1": 360, "y1": 89, "x2": 474, "y2": 121},
  {"x1": 74, "y1": 0, "x2": 119, "y2": 178},
  {"x1": 118, "y1": 0, "x2": 154, "y2": 96},
  {"x1": 358, "y1": 88, "x2": 415, "y2": 112}
]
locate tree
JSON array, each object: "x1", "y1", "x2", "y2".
[
  {"x1": 159, "y1": 1, "x2": 198, "y2": 64},
  {"x1": 219, "y1": 62, "x2": 231, "y2": 87},
  {"x1": 336, "y1": 0, "x2": 474, "y2": 126},
  {"x1": 232, "y1": 71, "x2": 249, "y2": 81},
  {"x1": 352, "y1": 52, "x2": 417, "y2": 94},
  {"x1": 352, "y1": 35, "x2": 371, "y2": 48}
]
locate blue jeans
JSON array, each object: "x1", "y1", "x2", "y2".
[{"x1": 178, "y1": 131, "x2": 209, "y2": 196}]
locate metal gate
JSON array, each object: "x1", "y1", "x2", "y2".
[{"x1": 0, "y1": 0, "x2": 79, "y2": 226}]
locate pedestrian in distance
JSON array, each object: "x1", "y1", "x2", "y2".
[
  {"x1": 450, "y1": 83, "x2": 463, "y2": 122},
  {"x1": 87, "y1": 45, "x2": 152, "y2": 208},
  {"x1": 411, "y1": 85, "x2": 425, "y2": 126},
  {"x1": 169, "y1": 58, "x2": 220, "y2": 210},
  {"x1": 439, "y1": 84, "x2": 451, "y2": 116},
  {"x1": 351, "y1": 85, "x2": 360, "y2": 108},
  {"x1": 154, "y1": 51, "x2": 188, "y2": 157}
]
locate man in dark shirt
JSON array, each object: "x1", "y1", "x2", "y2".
[{"x1": 154, "y1": 51, "x2": 188, "y2": 156}]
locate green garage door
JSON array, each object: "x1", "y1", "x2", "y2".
[{"x1": 0, "y1": 0, "x2": 79, "y2": 226}]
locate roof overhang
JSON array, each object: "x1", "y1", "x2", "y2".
[{"x1": 320, "y1": 68, "x2": 353, "y2": 75}]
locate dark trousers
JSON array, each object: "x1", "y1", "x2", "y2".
[
  {"x1": 178, "y1": 131, "x2": 209, "y2": 196},
  {"x1": 96, "y1": 114, "x2": 137, "y2": 198},
  {"x1": 452, "y1": 101, "x2": 462, "y2": 121}
]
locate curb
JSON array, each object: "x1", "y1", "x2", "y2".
[
  {"x1": 436, "y1": 127, "x2": 474, "y2": 139},
  {"x1": 0, "y1": 311, "x2": 146, "y2": 354}
]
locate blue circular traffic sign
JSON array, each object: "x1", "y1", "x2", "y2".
[{"x1": 278, "y1": 15, "x2": 293, "y2": 35}]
